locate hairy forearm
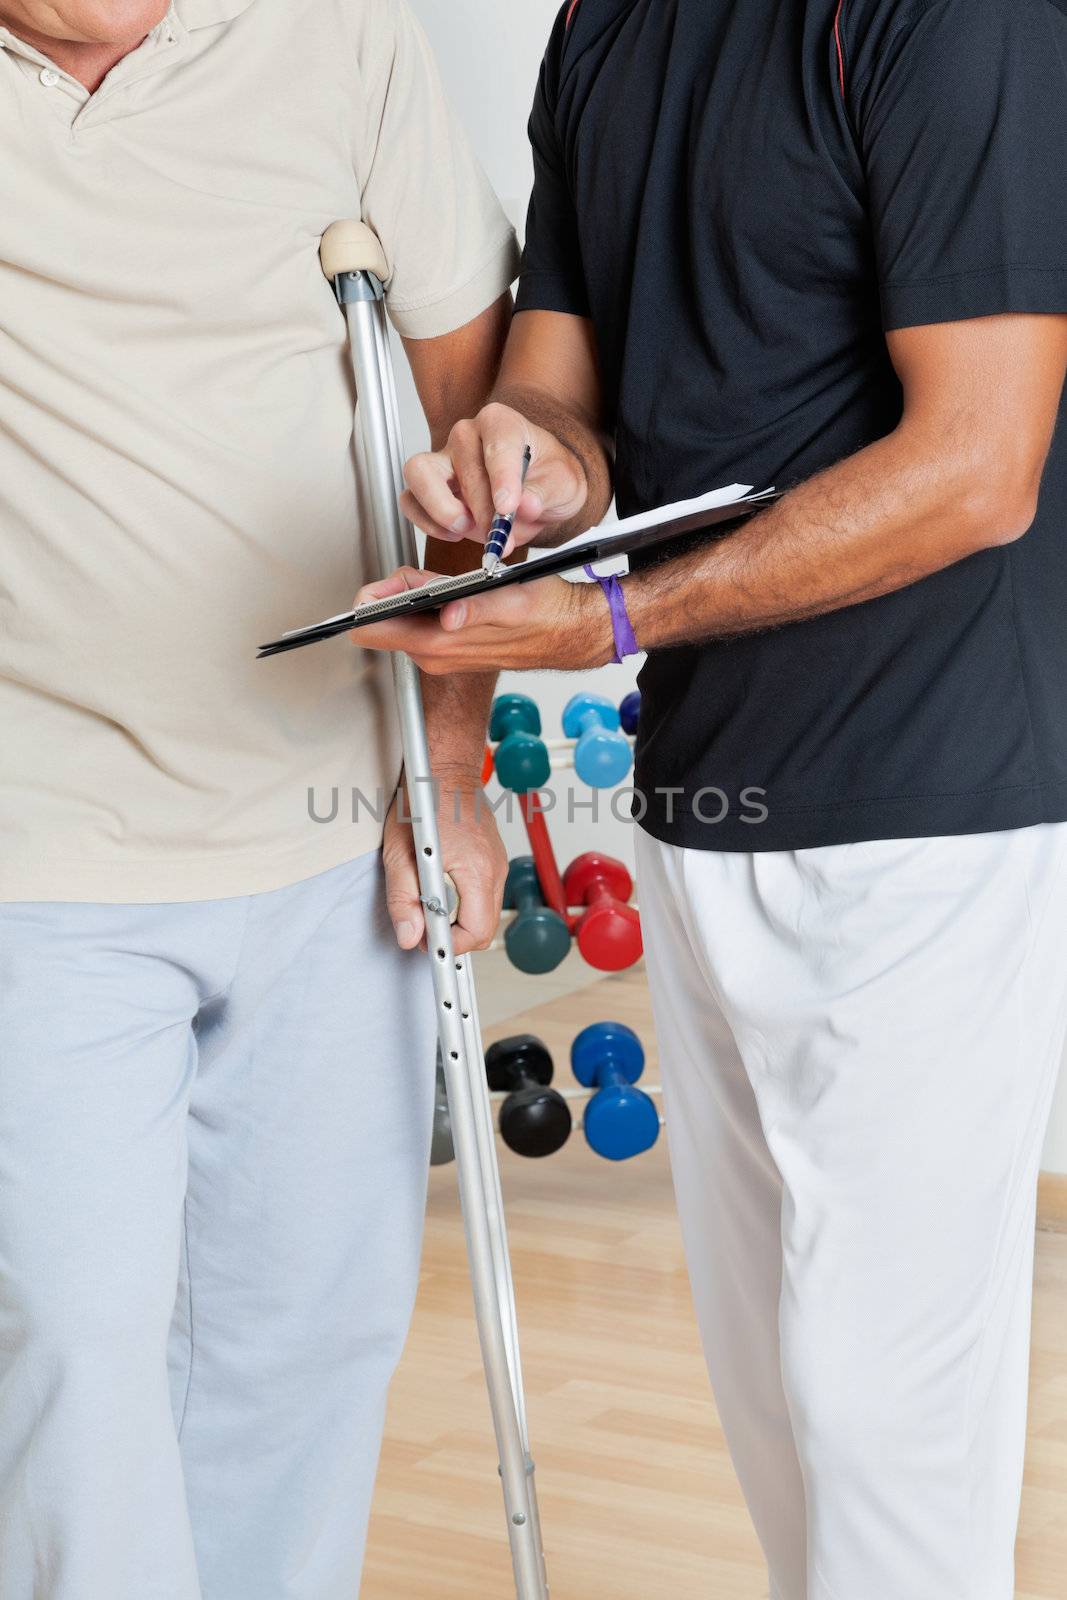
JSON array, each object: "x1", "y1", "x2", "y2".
[
  {"x1": 621, "y1": 425, "x2": 1034, "y2": 651},
  {"x1": 492, "y1": 380, "x2": 615, "y2": 545}
]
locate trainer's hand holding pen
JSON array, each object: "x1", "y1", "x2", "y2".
[{"x1": 399, "y1": 402, "x2": 594, "y2": 558}]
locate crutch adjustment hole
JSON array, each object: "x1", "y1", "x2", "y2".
[
  {"x1": 443, "y1": 1000, "x2": 452, "y2": 1010},
  {"x1": 436, "y1": 948, "x2": 446, "y2": 959},
  {"x1": 450, "y1": 1050, "x2": 459, "y2": 1060}
]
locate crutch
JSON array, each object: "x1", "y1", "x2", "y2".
[{"x1": 319, "y1": 221, "x2": 549, "y2": 1599}]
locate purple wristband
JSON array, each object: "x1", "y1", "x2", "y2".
[{"x1": 584, "y1": 565, "x2": 640, "y2": 664}]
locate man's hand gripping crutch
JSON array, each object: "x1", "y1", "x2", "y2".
[{"x1": 319, "y1": 221, "x2": 549, "y2": 1600}]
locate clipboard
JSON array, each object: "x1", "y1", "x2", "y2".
[{"x1": 257, "y1": 484, "x2": 776, "y2": 659}]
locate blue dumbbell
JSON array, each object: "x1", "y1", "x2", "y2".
[
  {"x1": 561, "y1": 693, "x2": 634, "y2": 789},
  {"x1": 571, "y1": 1021, "x2": 660, "y2": 1161},
  {"x1": 490, "y1": 693, "x2": 551, "y2": 794},
  {"x1": 619, "y1": 690, "x2": 641, "y2": 736}
]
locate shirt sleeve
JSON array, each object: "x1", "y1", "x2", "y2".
[
  {"x1": 355, "y1": 0, "x2": 520, "y2": 339},
  {"x1": 850, "y1": 0, "x2": 1067, "y2": 330},
  {"x1": 515, "y1": 7, "x2": 591, "y2": 319}
]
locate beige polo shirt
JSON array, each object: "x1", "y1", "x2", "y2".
[{"x1": 0, "y1": 0, "x2": 518, "y2": 902}]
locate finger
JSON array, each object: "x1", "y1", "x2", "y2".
[
  {"x1": 438, "y1": 582, "x2": 529, "y2": 634},
  {"x1": 449, "y1": 420, "x2": 496, "y2": 536},
  {"x1": 520, "y1": 454, "x2": 586, "y2": 527},
  {"x1": 356, "y1": 567, "x2": 441, "y2": 606},
  {"x1": 403, "y1": 451, "x2": 474, "y2": 537},
  {"x1": 399, "y1": 489, "x2": 466, "y2": 545},
  {"x1": 448, "y1": 867, "x2": 499, "y2": 955},
  {"x1": 355, "y1": 611, "x2": 447, "y2": 655},
  {"x1": 382, "y1": 842, "x2": 426, "y2": 950},
  {"x1": 479, "y1": 404, "x2": 533, "y2": 516},
  {"x1": 517, "y1": 487, "x2": 547, "y2": 525}
]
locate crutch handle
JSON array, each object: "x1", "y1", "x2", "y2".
[
  {"x1": 320, "y1": 220, "x2": 389, "y2": 284},
  {"x1": 444, "y1": 872, "x2": 460, "y2": 925}
]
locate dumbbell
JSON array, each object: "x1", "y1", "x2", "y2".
[
  {"x1": 619, "y1": 690, "x2": 641, "y2": 736},
  {"x1": 502, "y1": 856, "x2": 571, "y2": 974},
  {"x1": 490, "y1": 693, "x2": 551, "y2": 793},
  {"x1": 430, "y1": 1050, "x2": 455, "y2": 1166},
  {"x1": 562, "y1": 692, "x2": 634, "y2": 789},
  {"x1": 563, "y1": 851, "x2": 643, "y2": 971},
  {"x1": 486, "y1": 1034, "x2": 573, "y2": 1158},
  {"x1": 571, "y1": 1021, "x2": 660, "y2": 1161}
]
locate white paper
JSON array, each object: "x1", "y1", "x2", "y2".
[{"x1": 544, "y1": 483, "x2": 754, "y2": 561}]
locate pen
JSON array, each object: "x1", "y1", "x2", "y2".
[{"x1": 482, "y1": 444, "x2": 533, "y2": 575}]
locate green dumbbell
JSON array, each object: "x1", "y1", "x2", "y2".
[
  {"x1": 490, "y1": 693, "x2": 550, "y2": 794},
  {"x1": 503, "y1": 857, "x2": 571, "y2": 974}
]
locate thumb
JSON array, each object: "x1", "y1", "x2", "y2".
[
  {"x1": 523, "y1": 447, "x2": 588, "y2": 525},
  {"x1": 382, "y1": 840, "x2": 425, "y2": 950}
]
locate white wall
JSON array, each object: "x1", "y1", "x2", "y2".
[{"x1": 401, "y1": 0, "x2": 1067, "y2": 1174}]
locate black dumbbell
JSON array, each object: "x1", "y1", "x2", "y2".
[
  {"x1": 486, "y1": 1034, "x2": 573, "y2": 1159},
  {"x1": 430, "y1": 1049, "x2": 455, "y2": 1166}
]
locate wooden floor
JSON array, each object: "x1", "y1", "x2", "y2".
[{"x1": 363, "y1": 971, "x2": 1067, "y2": 1599}]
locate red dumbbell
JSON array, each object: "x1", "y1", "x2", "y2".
[
  {"x1": 562, "y1": 852, "x2": 643, "y2": 972},
  {"x1": 520, "y1": 790, "x2": 570, "y2": 922}
]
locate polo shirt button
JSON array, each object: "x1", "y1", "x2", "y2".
[{"x1": 39, "y1": 67, "x2": 60, "y2": 87}]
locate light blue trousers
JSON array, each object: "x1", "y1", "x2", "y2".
[{"x1": 0, "y1": 853, "x2": 437, "y2": 1600}]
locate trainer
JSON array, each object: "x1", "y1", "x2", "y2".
[
  {"x1": 358, "y1": 1, "x2": 1067, "y2": 1594},
  {"x1": 0, "y1": 2, "x2": 517, "y2": 1596}
]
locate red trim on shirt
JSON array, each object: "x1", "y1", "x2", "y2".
[
  {"x1": 833, "y1": 0, "x2": 846, "y2": 96},
  {"x1": 566, "y1": 0, "x2": 582, "y2": 27}
]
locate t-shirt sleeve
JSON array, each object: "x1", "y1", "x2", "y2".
[
  {"x1": 355, "y1": 0, "x2": 519, "y2": 339},
  {"x1": 515, "y1": 7, "x2": 591, "y2": 319},
  {"x1": 849, "y1": 0, "x2": 1067, "y2": 330}
]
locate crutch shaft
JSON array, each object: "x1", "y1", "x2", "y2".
[{"x1": 322, "y1": 222, "x2": 548, "y2": 1599}]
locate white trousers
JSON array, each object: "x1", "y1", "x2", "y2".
[
  {"x1": 0, "y1": 854, "x2": 437, "y2": 1600},
  {"x1": 635, "y1": 825, "x2": 1067, "y2": 1600}
]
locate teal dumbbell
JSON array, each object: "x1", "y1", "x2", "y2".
[
  {"x1": 562, "y1": 693, "x2": 634, "y2": 788},
  {"x1": 502, "y1": 857, "x2": 571, "y2": 974},
  {"x1": 490, "y1": 693, "x2": 551, "y2": 794}
]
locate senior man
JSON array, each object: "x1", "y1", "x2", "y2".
[
  {"x1": 358, "y1": 1, "x2": 1067, "y2": 1595},
  {"x1": 0, "y1": 2, "x2": 518, "y2": 1596}
]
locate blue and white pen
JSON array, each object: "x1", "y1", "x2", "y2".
[{"x1": 482, "y1": 444, "x2": 533, "y2": 575}]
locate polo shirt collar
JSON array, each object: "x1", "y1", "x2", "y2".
[
  {"x1": 0, "y1": 0, "x2": 252, "y2": 64},
  {"x1": 175, "y1": 0, "x2": 256, "y2": 27},
  {"x1": 0, "y1": 2, "x2": 255, "y2": 88}
]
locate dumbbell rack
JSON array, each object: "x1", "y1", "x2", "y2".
[{"x1": 471, "y1": 692, "x2": 667, "y2": 1165}]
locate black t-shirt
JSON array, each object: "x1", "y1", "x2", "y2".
[{"x1": 517, "y1": 0, "x2": 1067, "y2": 851}]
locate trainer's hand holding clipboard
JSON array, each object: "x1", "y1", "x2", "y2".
[{"x1": 258, "y1": 484, "x2": 775, "y2": 659}]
